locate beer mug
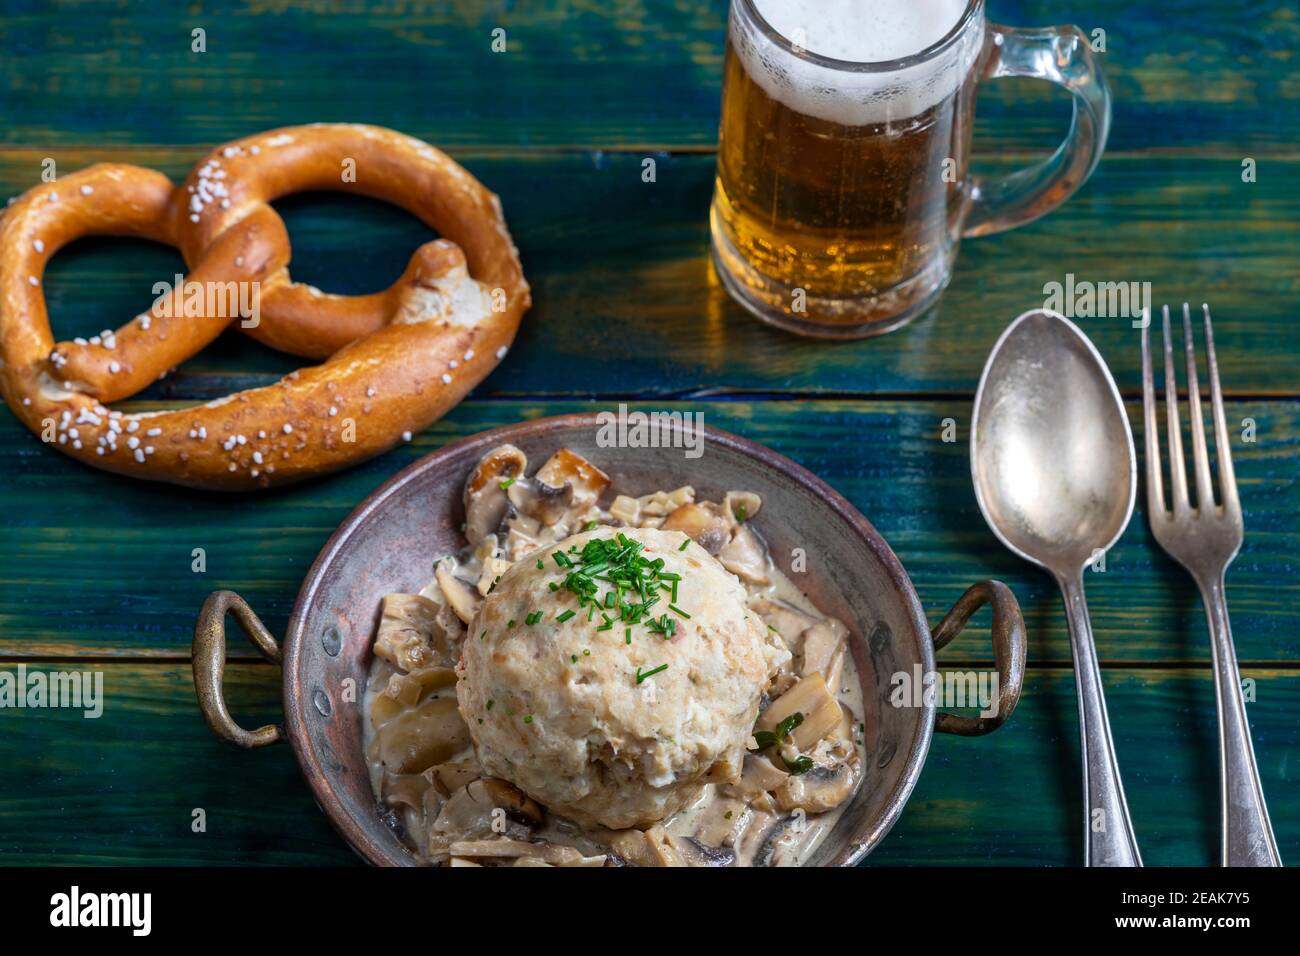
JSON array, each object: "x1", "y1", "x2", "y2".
[{"x1": 710, "y1": 0, "x2": 1111, "y2": 338}]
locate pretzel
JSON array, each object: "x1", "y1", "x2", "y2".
[{"x1": 0, "y1": 124, "x2": 530, "y2": 490}]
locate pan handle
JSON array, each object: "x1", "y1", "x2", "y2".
[
  {"x1": 193, "y1": 590, "x2": 284, "y2": 748},
  {"x1": 930, "y1": 581, "x2": 1026, "y2": 736}
]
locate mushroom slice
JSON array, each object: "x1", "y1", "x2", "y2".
[
  {"x1": 666, "y1": 835, "x2": 736, "y2": 867},
  {"x1": 379, "y1": 696, "x2": 471, "y2": 774},
  {"x1": 717, "y1": 525, "x2": 770, "y2": 585},
  {"x1": 472, "y1": 532, "x2": 500, "y2": 564},
  {"x1": 379, "y1": 772, "x2": 429, "y2": 813},
  {"x1": 431, "y1": 597, "x2": 470, "y2": 647},
  {"x1": 512, "y1": 857, "x2": 554, "y2": 867},
  {"x1": 448, "y1": 857, "x2": 482, "y2": 867},
  {"x1": 757, "y1": 673, "x2": 842, "y2": 751},
  {"x1": 604, "y1": 829, "x2": 656, "y2": 866},
  {"x1": 689, "y1": 794, "x2": 750, "y2": 848},
  {"x1": 426, "y1": 760, "x2": 481, "y2": 797},
  {"x1": 799, "y1": 618, "x2": 848, "y2": 689},
  {"x1": 735, "y1": 753, "x2": 790, "y2": 796},
  {"x1": 637, "y1": 486, "x2": 694, "y2": 518},
  {"x1": 475, "y1": 778, "x2": 545, "y2": 827},
  {"x1": 374, "y1": 590, "x2": 465, "y2": 671},
  {"x1": 773, "y1": 740, "x2": 861, "y2": 814},
  {"x1": 660, "y1": 502, "x2": 732, "y2": 554},
  {"x1": 750, "y1": 598, "x2": 817, "y2": 647},
  {"x1": 643, "y1": 826, "x2": 688, "y2": 866},
  {"x1": 609, "y1": 494, "x2": 640, "y2": 526},
  {"x1": 519, "y1": 475, "x2": 576, "y2": 527},
  {"x1": 448, "y1": 838, "x2": 605, "y2": 867},
  {"x1": 603, "y1": 826, "x2": 689, "y2": 867},
  {"x1": 723, "y1": 490, "x2": 762, "y2": 526},
  {"x1": 752, "y1": 814, "x2": 806, "y2": 867},
  {"x1": 503, "y1": 515, "x2": 543, "y2": 561},
  {"x1": 701, "y1": 748, "x2": 744, "y2": 785},
  {"x1": 435, "y1": 559, "x2": 482, "y2": 625},
  {"x1": 735, "y1": 809, "x2": 790, "y2": 867},
  {"x1": 430, "y1": 778, "x2": 541, "y2": 857},
  {"x1": 369, "y1": 691, "x2": 403, "y2": 727},
  {"x1": 382, "y1": 666, "x2": 457, "y2": 707},
  {"x1": 534, "y1": 448, "x2": 611, "y2": 513},
  {"x1": 463, "y1": 445, "x2": 528, "y2": 546},
  {"x1": 477, "y1": 556, "x2": 512, "y2": 597}
]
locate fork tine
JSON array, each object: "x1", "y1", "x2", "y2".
[
  {"x1": 1140, "y1": 310, "x2": 1165, "y2": 514},
  {"x1": 1182, "y1": 303, "x2": 1217, "y2": 510},
  {"x1": 1203, "y1": 303, "x2": 1240, "y2": 513},
  {"x1": 1162, "y1": 305, "x2": 1190, "y2": 512}
]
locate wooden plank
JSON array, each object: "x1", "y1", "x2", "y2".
[
  {"x1": 1, "y1": 1, "x2": 1296, "y2": 153},
  {"x1": 2, "y1": 399, "x2": 1296, "y2": 664},
  {"x1": 6, "y1": 152, "x2": 1299, "y2": 397},
  {"x1": 876, "y1": 666, "x2": 1300, "y2": 865},
  {"x1": 0, "y1": 662, "x2": 350, "y2": 865},
  {"x1": 0, "y1": 661, "x2": 1293, "y2": 865}
]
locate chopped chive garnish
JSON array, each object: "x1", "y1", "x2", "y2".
[
  {"x1": 678, "y1": 538, "x2": 690, "y2": 551},
  {"x1": 668, "y1": 604, "x2": 690, "y2": 619},
  {"x1": 583, "y1": 648, "x2": 591, "y2": 657},
  {"x1": 523, "y1": 714, "x2": 533, "y2": 724},
  {"x1": 499, "y1": 477, "x2": 516, "y2": 490},
  {"x1": 625, "y1": 627, "x2": 632, "y2": 644},
  {"x1": 584, "y1": 519, "x2": 598, "y2": 531},
  {"x1": 636, "y1": 663, "x2": 668, "y2": 684},
  {"x1": 536, "y1": 558, "x2": 544, "y2": 569},
  {"x1": 525, "y1": 610, "x2": 543, "y2": 625},
  {"x1": 529, "y1": 534, "x2": 695, "y2": 644},
  {"x1": 508, "y1": 619, "x2": 516, "y2": 628},
  {"x1": 479, "y1": 630, "x2": 487, "y2": 640},
  {"x1": 571, "y1": 654, "x2": 578, "y2": 663},
  {"x1": 736, "y1": 505, "x2": 748, "y2": 523},
  {"x1": 486, "y1": 699, "x2": 494, "y2": 711}
]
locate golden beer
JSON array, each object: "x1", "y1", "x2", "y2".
[
  {"x1": 711, "y1": 0, "x2": 986, "y2": 337},
  {"x1": 711, "y1": 0, "x2": 1114, "y2": 338}
]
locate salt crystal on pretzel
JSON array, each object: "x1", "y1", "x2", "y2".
[{"x1": 0, "y1": 124, "x2": 530, "y2": 490}]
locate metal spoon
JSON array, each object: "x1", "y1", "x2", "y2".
[{"x1": 971, "y1": 309, "x2": 1142, "y2": 867}]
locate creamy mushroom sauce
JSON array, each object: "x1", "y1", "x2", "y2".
[{"x1": 362, "y1": 445, "x2": 866, "y2": 867}]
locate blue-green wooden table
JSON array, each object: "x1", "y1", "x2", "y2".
[{"x1": 0, "y1": 0, "x2": 1296, "y2": 865}]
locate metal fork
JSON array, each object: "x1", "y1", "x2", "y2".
[{"x1": 1141, "y1": 303, "x2": 1281, "y2": 867}]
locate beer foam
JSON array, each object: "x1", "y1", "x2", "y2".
[{"x1": 737, "y1": 0, "x2": 983, "y2": 126}]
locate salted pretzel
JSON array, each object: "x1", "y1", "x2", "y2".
[{"x1": 0, "y1": 124, "x2": 529, "y2": 490}]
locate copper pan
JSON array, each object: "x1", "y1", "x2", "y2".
[{"x1": 193, "y1": 413, "x2": 1025, "y2": 866}]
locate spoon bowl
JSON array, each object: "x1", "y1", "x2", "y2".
[{"x1": 972, "y1": 309, "x2": 1136, "y2": 572}]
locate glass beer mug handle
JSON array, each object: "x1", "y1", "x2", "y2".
[{"x1": 963, "y1": 24, "x2": 1111, "y2": 238}]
